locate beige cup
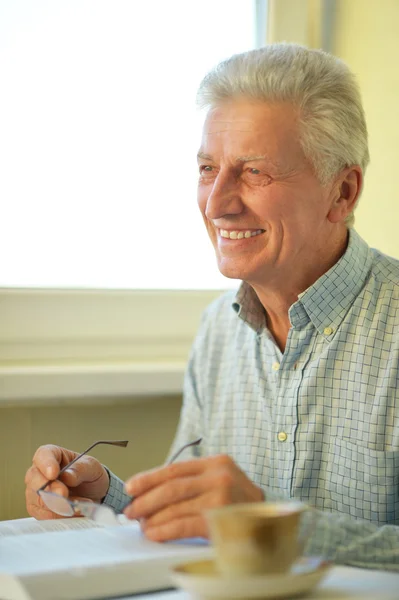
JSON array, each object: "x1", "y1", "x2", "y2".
[{"x1": 205, "y1": 501, "x2": 309, "y2": 576}]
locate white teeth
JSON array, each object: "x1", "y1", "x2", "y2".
[{"x1": 220, "y1": 229, "x2": 263, "y2": 240}]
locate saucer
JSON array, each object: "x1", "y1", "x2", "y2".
[{"x1": 170, "y1": 556, "x2": 331, "y2": 599}]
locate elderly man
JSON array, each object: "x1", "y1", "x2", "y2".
[{"x1": 25, "y1": 44, "x2": 399, "y2": 570}]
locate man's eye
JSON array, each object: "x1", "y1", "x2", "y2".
[
  {"x1": 199, "y1": 165, "x2": 213, "y2": 173},
  {"x1": 248, "y1": 168, "x2": 261, "y2": 175}
]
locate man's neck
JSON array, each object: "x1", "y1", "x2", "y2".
[{"x1": 250, "y1": 229, "x2": 349, "y2": 353}]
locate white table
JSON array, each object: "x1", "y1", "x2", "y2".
[
  {"x1": 126, "y1": 565, "x2": 399, "y2": 600},
  {"x1": 1, "y1": 518, "x2": 398, "y2": 600}
]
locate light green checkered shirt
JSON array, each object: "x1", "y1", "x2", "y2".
[{"x1": 105, "y1": 229, "x2": 399, "y2": 570}]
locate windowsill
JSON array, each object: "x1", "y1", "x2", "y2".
[
  {"x1": 0, "y1": 361, "x2": 186, "y2": 406},
  {"x1": 0, "y1": 288, "x2": 226, "y2": 406}
]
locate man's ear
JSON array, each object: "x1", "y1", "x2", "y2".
[{"x1": 327, "y1": 166, "x2": 363, "y2": 224}]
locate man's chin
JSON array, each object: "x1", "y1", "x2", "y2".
[
  {"x1": 217, "y1": 258, "x2": 269, "y2": 286},
  {"x1": 217, "y1": 261, "x2": 247, "y2": 282}
]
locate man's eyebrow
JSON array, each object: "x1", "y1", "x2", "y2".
[
  {"x1": 236, "y1": 154, "x2": 280, "y2": 168},
  {"x1": 197, "y1": 151, "x2": 213, "y2": 161},
  {"x1": 197, "y1": 151, "x2": 281, "y2": 168}
]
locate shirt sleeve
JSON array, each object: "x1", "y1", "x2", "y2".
[
  {"x1": 102, "y1": 467, "x2": 132, "y2": 513},
  {"x1": 301, "y1": 507, "x2": 399, "y2": 571}
]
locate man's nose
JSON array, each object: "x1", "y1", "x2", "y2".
[{"x1": 204, "y1": 172, "x2": 242, "y2": 220}]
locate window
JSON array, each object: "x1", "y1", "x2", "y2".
[
  {"x1": 0, "y1": 1, "x2": 267, "y2": 402},
  {"x1": 1, "y1": 0, "x2": 265, "y2": 289}
]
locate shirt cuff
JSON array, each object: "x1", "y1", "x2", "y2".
[{"x1": 102, "y1": 467, "x2": 132, "y2": 513}]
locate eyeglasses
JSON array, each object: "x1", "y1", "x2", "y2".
[
  {"x1": 119, "y1": 436, "x2": 202, "y2": 512},
  {"x1": 37, "y1": 440, "x2": 129, "y2": 525},
  {"x1": 36, "y1": 437, "x2": 202, "y2": 525}
]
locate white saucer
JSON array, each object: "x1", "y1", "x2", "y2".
[{"x1": 170, "y1": 556, "x2": 331, "y2": 600}]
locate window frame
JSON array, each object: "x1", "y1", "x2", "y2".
[{"x1": 0, "y1": 1, "x2": 268, "y2": 404}]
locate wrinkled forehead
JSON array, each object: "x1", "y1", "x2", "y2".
[
  {"x1": 200, "y1": 100, "x2": 304, "y2": 166},
  {"x1": 203, "y1": 107, "x2": 262, "y2": 135},
  {"x1": 203, "y1": 99, "x2": 299, "y2": 131}
]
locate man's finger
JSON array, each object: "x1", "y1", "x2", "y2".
[
  {"x1": 124, "y1": 460, "x2": 202, "y2": 496},
  {"x1": 140, "y1": 493, "x2": 212, "y2": 530},
  {"x1": 137, "y1": 480, "x2": 234, "y2": 532},
  {"x1": 125, "y1": 455, "x2": 227, "y2": 496},
  {"x1": 143, "y1": 514, "x2": 207, "y2": 542},
  {"x1": 26, "y1": 481, "x2": 69, "y2": 507},
  {"x1": 26, "y1": 503, "x2": 69, "y2": 520},
  {"x1": 25, "y1": 486, "x2": 68, "y2": 520},
  {"x1": 26, "y1": 467, "x2": 70, "y2": 496},
  {"x1": 59, "y1": 455, "x2": 108, "y2": 489},
  {"x1": 125, "y1": 475, "x2": 204, "y2": 520},
  {"x1": 32, "y1": 445, "x2": 72, "y2": 480},
  {"x1": 59, "y1": 468, "x2": 82, "y2": 488}
]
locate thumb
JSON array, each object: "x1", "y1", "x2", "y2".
[{"x1": 60, "y1": 467, "x2": 86, "y2": 488}]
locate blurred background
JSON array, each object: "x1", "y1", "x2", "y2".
[
  {"x1": 268, "y1": 0, "x2": 399, "y2": 257},
  {"x1": 1, "y1": 0, "x2": 398, "y2": 520}
]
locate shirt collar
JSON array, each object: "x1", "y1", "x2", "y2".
[
  {"x1": 232, "y1": 229, "x2": 373, "y2": 338},
  {"x1": 293, "y1": 228, "x2": 373, "y2": 337},
  {"x1": 233, "y1": 283, "x2": 266, "y2": 332}
]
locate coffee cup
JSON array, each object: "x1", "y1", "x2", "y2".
[{"x1": 205, "y1": 501, "x2": 310, "y2": 576}]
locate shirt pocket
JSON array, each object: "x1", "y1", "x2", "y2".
[{"x1": 325, "y1": 437, "x2": 399, "y2": 525}]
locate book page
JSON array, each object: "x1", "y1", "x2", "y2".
[
  {"x1": 0, "y1": 517, "x2": 104, "y2": 537},
  {"x1": 0, "y1": 521, "x2": 211, "y2": 576},
  {"x1": 0, "y1": 519, "x2": 212, "y2": 600}
]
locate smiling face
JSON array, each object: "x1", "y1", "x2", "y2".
[{"x1": 197, "y1": 99, "x2": 351, "y2": 292}]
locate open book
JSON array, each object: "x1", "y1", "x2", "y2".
[{"x1": 0, "y1": 517, "x2": 212, "y2": 600}]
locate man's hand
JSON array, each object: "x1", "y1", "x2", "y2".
[
  {"x1": 25, "y1": 445, "x2": 110, "y2": 520},
  {"x1": 123, "y1": 454, "x2": 264, "y2": 541}
]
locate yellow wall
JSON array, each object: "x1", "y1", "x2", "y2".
[
  {"x1": 268, "y1": 0, "x2": 399, "y2": 258},
  {"x1": 0, "y1": 397, "x2": 182, "y2": 521},
  {"x1": 333, "y1": 0, "x2": 399, "y2": 258}
]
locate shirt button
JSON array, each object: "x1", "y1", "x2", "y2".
[
  {"x1": 272, "y1": 361, "x2": 280, "y2": 371},
  {"x1": 324, "y1": 326, "x2": 334, "y2": 336},
  {"x1": 277, "y1": 432, "x2": 287, "y2": 442}
]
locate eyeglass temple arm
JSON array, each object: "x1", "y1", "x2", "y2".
[
  {"x1": 166, "y1": 437, "x2": 202, "y2": 464},
  {"x1": 119, "y1": 437, "x2": 202, "y2": 512},
  {"x1": 37, "y1": 440, "x2": 129, "y2": 493}
]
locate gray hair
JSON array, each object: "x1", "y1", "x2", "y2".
[{"x1": 197, "y1": 43, "x2": 369, "y2": 227}]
